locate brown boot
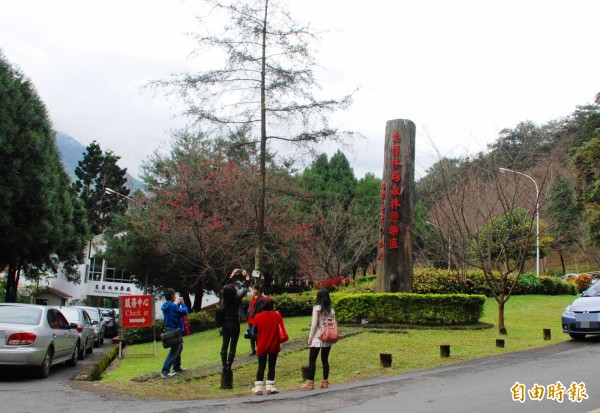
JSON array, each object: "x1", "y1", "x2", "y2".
[
  {"x1": 320, "y1": 379, "x2": 329, "y2": 388},
  {"x1": 300, "y1": 380, "x2": 314, "y2": 390}
]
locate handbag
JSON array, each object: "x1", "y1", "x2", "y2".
[
  {"x1": 278, "y1": 321, "x2": 289, "y2": 344},
  {"x1": 319, "y1": 317, "x2": 339, "y2": 343},
  {"x1": 160, "y1": 329, "x2": 183, "y2": 349}
]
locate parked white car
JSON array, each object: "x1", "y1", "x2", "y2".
[{"x1": 0, "y1": 303, "x2": 79, "y2": 378}]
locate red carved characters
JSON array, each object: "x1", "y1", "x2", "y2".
[{"x1": 379, "y1": 130, "x2": 403, "y2": 259}]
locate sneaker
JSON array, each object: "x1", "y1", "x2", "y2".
[
  {"x1": 249, "y1": 350, "x2": 256, "y2": 356},
  {"x1": 174, "y1": 367, "x2": 187, "y2": 372},
  {"x1": 160, "y1": 372, "x2": 177, "y2": 378}
]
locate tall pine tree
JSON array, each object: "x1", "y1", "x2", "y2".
[
  {"x1": 73, "y1": 141, "x2": 130, "y2": 253},
  {"x1": 0, "y1": 52, "x2": 89, "y2": 301}
]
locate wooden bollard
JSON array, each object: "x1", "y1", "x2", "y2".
[
  {"x1": 543, "y1": 328, "x2": 551, "y2": 340},
  {"x1": 380, "y1": 353, "x2": 392, "y2": 367},
  {"x1": 440, "y1": 345, "x2": 450, "y2": 358},
  {"x1": 301, "y1": 365, "x2": 310, "y2": 380},
  {"x1": 496, "y1": 339, "x2": 505, "y2": 348}
]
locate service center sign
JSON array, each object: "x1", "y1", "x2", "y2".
[{"x1": 119, "y1": 295, "x2": 154, "y2": 329}]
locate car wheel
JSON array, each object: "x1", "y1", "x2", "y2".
[
  {"x1": 86, "y1": 338, "x2": 93, "y2": 354},
  {"x1": 67, "y1": 342, "x2": 79, "y2": 367},
  {"x1": 100, "y1": 336, "x2": 104, "y2": 346},
  {"x1": 569, "y1": 333, "x2": 586, "y2": 341},
  {"x1": 78, "y1": 339, "x2": 86, "y2": 360},
  {"x1": 38, "y1": 347, "x2": 53, "y2": 378}
]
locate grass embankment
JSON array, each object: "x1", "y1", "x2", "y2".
[{"x1": 99, "y1": 295, "x2": 574, "y2": 400}]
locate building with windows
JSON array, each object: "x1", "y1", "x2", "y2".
[
  {"x1": 41, "y1": 235, "x2": 218, "y2": 312},
  {"x1": 47, "y1": 235, "x2": 145, "y2": 308}
]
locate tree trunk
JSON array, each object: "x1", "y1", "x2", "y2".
[
  {"x1": 559, "y1": 249, "x2": 566, "y2": 275},
  {"x1": 181, "y1": 292, "x2": 192, "y2": 312},
  {"x1": 498, "y1": 298, "x2": 507, "y2": 335},
  {"x1": 192, "y1": 285, "x2": 204, "y2": 313},
  {"x1": 5, "y1": 263, "x2": 20, "y2": 302},
  {"x1": 254, "y1": 0, "x2": 269, "y2": 274},
  {"x1": 376, "y1": 119, "x2": 416, "y2": 293}
]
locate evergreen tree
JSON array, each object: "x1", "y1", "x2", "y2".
[
  {"x1": 570, "y1": 124, "x2": 600, "y2": 247},
  {"x1": 547, "y1": 172, "x2": 581, "y2": 273},
  {"x1": 73, "y1": 141, "x2": 130, "y2": 240},
  {"x1": 0, "y1": 52, "x2": 89, "y2": 301}
]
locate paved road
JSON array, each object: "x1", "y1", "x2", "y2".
[{"x1": 3, "y1": 338, "x2": 600, "y2": 413}]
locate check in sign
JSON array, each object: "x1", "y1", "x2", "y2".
[{"x1": 120, "y1": 295, "x2": 154, "y2": 329}]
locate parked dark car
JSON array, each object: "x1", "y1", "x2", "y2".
[
  {"x1": 100, "y1": 308, "x2": 118, "y2": 338},
  {"x1": 0, "y1": 303, "x2": 79, "y2": 378}
]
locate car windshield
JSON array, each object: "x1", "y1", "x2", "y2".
[
  {"x1": 582, "y1": 282, "x2": 600, "y2": 297},
  {"x1": 0, "y1": 306, "x2": 42, "y2": 325},
  {"x1": 85, "y1": 309, "x2": 100, "y2": 321},
  {"x1": 60, "y1": 308, "x2": 81, "y2": 322},
  {"x1": 101, "y1": 310, "x2": 114, "y2": 318}
]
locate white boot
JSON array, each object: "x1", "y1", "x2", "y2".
[
  {"x1": 266, "y1": 380, "x2": 279, "y2": 394},
  {"x1": 252, "y1": 381, "x2": 264, "y2": 395}
]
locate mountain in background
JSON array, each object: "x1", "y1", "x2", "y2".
[{"x1": 56, "y1": 131, "x2": 144, "y2": 191}]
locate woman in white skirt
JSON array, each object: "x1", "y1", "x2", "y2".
[{"x1": 300, "y1": 288, "x2": 335, "y2": 390}]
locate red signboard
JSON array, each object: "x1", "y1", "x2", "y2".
[{"x1": 119, "y1": 295, "x2": 154, "y2": 329}]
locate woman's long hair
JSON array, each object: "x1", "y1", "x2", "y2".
[
  {"x1": 222, "y1": 283, "x2": 236, "y2": 308},
  {"x1": 315, "y1": 288, "x2": 332, "y2": 315}
]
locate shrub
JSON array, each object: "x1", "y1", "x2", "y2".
[
  {"x1": 242, "y1": 292, "x2": 316, "y2": 317},
  {"x1": 576, "y1": 274, "x2": 593, "y2": 292},
  {"x1": 314, "y1": 276, "x2": 353, "y2": 291},
  {"x1": 334, "y1": 293, "x2": 485, "y2": 325},
  {"x1": 412, "y1": 268, "x2": 576, "y2": 296},
  {"x1": 355, "y1": 275, "x2": 376, "y2": 285}
]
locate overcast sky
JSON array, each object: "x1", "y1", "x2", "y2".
[{"x1": 1, "y1": 0, "x2": 599, "y2": 180}]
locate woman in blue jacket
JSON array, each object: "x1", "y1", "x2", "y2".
[{"x1": 160, "y1": 288, "x2": 189, "y2": 378}]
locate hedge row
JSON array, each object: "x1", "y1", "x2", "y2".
[
  {"x1": 411, "y1": 270, "x2": 577, "y2": 296},
  {"x1": 75, "y1": 343, "x2": 120, "y2": 381},
  {"x1": 344, "y1": 271, "x2": 576, "y2": 296},
  {"x1": 333, "y1": 293, "x2": 485, "y2": 325}
]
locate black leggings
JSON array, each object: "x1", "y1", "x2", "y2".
[
  {"x1": 221, "y1": 319, "x2": 240, "y2": 365},
  {"x1": 307, "y1": 346, "x2": 331, "y2": 381},
  {"x1": 256, "y1": 353, "x2": 278, "y2": 381}
]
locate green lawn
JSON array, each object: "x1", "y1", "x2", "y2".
[{"x1": 98, "y1": 295, "x2": 575, "y2": 400}]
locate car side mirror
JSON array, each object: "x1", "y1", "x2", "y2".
[
  {"x1": 69, "y1": 323, "x2": 78, "y2": 330},
  {"x1": 92, "y1": 320, "x2": 99, "y2": 325}
]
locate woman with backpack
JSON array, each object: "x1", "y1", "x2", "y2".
[{"x1": 300, "y1": 288, "x2": 335, "y2": 390}]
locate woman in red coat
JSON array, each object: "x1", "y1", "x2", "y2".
[{"x1": 251, "y1": 296, "x2": 287, "y2": 395}]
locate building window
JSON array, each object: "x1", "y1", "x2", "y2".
[
  {"x1": 87, "y1": 257, "x2": 133, "y2": 283},
  {"x1": 88, "y1": 257, "x2": 103, "y2": 281},
  {"x1": 104, "y1": 265, "x2": 133, "y2": 283}
]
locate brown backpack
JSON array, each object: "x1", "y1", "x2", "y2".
[{"x1": 319, "y1": 317, "x2": 339, "y2": 343}]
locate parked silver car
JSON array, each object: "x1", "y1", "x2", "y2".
[
  {"x1": 54, "y1": 307, "x2": 95, "y2": 359},
  {"x1": 72, "y1": 306, "x2": 106, "y2": 347},
  {"x1": 562, "y1": 280, "x2": 600, "y2": 340},
  {"x1": 0, "y1": 303, "x2": 79, "y2": 378}
]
